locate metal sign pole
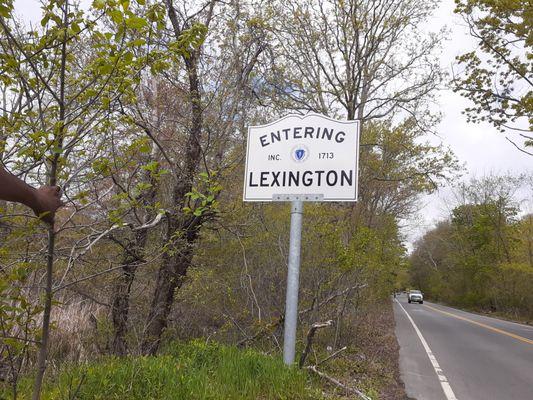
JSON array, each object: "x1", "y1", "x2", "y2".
[{"x1": 283, "y1": 200, "x2": 303, "y2": 365}]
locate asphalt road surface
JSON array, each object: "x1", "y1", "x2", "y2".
[{"x1": 393, "y1": 294, "x2": 533, "y2": 400}]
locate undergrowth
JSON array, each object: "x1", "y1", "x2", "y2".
[{"x1": 2, "y1": 341, "x2": 324, "y2": 400}]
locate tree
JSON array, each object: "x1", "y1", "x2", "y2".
[
  {"x1": 515, "y1": 214, "x2": 533, "y2": 267},
  {"x1": 256, "y1": 0, "x2": 456, "y2": 236},
  {"x1": 356, "y1": 119, "x2": 458, "y2": 227},
  {"x1": 453, "y1": 0, "x2": 532, "y2": 154},
  {"x1": 0, "y1": 0, "x2": 156, "y2": 396},
  {"x1": 138, "y1": 0, "x2": 267, "y2": 355},
  {"x1": 263, "y1": 0, "x2": 445, "y2": 125},
  {"x1": 409, "y1": 174, "x2": 533, "y2": 317},
  {"x1": 410, "y1": 220, "x2": 453, "y2": 297}
]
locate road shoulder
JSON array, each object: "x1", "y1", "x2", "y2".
[{"x1": 393, "y1": 298, "x2": 448, "y2": 400}]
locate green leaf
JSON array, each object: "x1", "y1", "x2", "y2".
[
  {"x1": 98, "y1": 63, "x2": 113, "y2": 75},
  {"x1": 141, "y1": 161, "x2": 159, "y2": 173},
  {"x1": 108, "y1": 9, "x2": 123, "y2": 24},
  {"x1": 123, "y1": 51, "x2": 134, "y2": 64},
  {"x1": 93, "y1": 0, "x2": 106, "y2": 10},
  {"x1": 71, "y1": 22, "x2": 81, "y2": 34},
  {"x1": 0, "y1": 3, "x2": 13, "y2": 18},
  {"x1": 131, "y1": 38, "x2": 146, "y2": 46},
  {"x1": 125, "y1": 16, "x2": 147, "y2": 29}
]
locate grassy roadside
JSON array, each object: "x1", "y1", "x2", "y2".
[
  {"x1": 2, "y1": 341, "x2": 324, "y2": 400},
  {"x1": 1, "y1": 301, "x2": 409, "y2": 400}
]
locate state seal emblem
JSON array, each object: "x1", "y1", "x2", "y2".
[{"x1": 291, "y1": 145, "x2": 309, "y2": 163}]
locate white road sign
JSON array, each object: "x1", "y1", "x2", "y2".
[{"x1": 243, "y1": 113, "x2": 360, "y2": 201}]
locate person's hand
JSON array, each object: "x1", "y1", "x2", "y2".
[{"x1": 32, "y1": 186, "x2": 64, "y2": 224}]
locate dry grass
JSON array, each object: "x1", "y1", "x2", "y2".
[
  {"x1": 45, "y1": 300, "x2": 106, "y2": 364},
  {"x1": 358, "y1": 301, "x2": 409, "y2": 400},
  {"x1": 313, "y1": 299, "x2": 409, "y2": 400}
]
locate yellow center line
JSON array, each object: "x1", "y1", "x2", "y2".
[{"x1": 424, "y1": 304, "x2": 533, "y2": 346}]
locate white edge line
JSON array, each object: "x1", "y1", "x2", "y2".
[{"x1": 395, "y1": 299, "x2": 458, "y2": 400}]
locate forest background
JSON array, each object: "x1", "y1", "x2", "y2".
[{"x1": 0, "y1": 0, "x2": 531, "y2": 399}]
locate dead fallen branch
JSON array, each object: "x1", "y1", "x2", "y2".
[
  {"x1": 237, "y1": 284, "x2": 367, "y2": 347},
  {"x1": 299, "y1": 320, "x2": 333, "y2": 367},
  {"x1": 317, "y1": 346, "x2": 347, "y2": 366},
  {"x1": 306, "y1": 365, "x2": 372, "y2": 400}
]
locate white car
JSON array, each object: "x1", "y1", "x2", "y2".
[{"x1": 408, "y1": 290, "x2": 423, "y2": 304}]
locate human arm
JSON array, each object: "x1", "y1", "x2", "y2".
[{"x1": 0, "y1": 166, "x2": 63, "y2": 224}]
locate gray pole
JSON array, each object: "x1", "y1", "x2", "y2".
[{"x1": 283, "y1": 200, "x2": 303, "y2": 365}]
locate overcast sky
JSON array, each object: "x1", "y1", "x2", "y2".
[
  {"x1": 407, "y1": 0, "x2": 532, "y2": 246},
  {"x1": 12, "y1": 0, "x2": 533, "y2": 243}
]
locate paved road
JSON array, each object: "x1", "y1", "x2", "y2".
[{"x1": 393, "y1": 294, "x2": 533, "y2": 400}]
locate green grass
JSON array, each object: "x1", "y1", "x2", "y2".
[{"x1": 4, "y1": 341, "x2": 323, "y2": 400}]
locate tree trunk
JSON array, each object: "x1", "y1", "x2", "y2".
[
  {"x1": 32, "y1": 2, "x2": 68, "y2": 397},
  {"x1": 110, "y1": 156, "x2": 157, "y2": 356},
  {"x1": 140, "y1": 0, "x2": 209, "y2": 356},
  {"x1": 141, "y1": 219, "x2": 200, "y2": 355},
  {"x1": 141, "y1": 59, "x2": 203, "y2": 353},
  {"x1": 110, "y1": 230, "x2": 148, "y2": 355},
  {"x1": 32, "y1": 229, "x2": 56, "y2": 400}
]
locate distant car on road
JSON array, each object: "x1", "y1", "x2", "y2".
[{"x1": 408, "y1": 290, "x2": 423, "y2": 304}]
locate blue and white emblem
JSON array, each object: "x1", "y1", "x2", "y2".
[{"x1": 291, "y1": 144, "x2": 309, "y2": 163}]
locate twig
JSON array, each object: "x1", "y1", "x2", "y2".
[
  {"x1": 300, "y1": 284, "x2": 367, "y2": 315},
  {"x1": 58, "y1": 212, "x2": 166, "y2": 288},
  {"x1": 132, "y1": 212, "x2": 166, "y2": 231},
  {"x1": 305, "y1": 365, "x2": 372, "y2": 400},
  {"x1": 317, "y1": 346, "x2": 347, "y2": 366},
  {"x1": 237, "y1": 284, "x2": 368, "y2": 348},
  {"x1": 236, "y1": 316, "x2": 283, "y2": 347},
  {"x1": 53, "y1": 262, "x2": 145, "y2": 293},
  {"x1": 236, "y1": 234, "x2": 262, "y2": 321},
  {"x1": 505, "y1": 136, "x2": 533, "y2": 156},
  {"x1": 0, "y1": 334, "x2": 41, "y2": 345}
]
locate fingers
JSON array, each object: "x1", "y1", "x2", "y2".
[
  {"x1": 42, "y1": 212, "x2": 54, "y2": 225},
  {"x1": 54, "y1": 186, "x2": 64, "y2": 206},
  {"x1": 47, "y1": 186, "x2": 61, "y2": 195},
  {"x1": 45, "y1": 186, "x2": 63, "y2": 203}
]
